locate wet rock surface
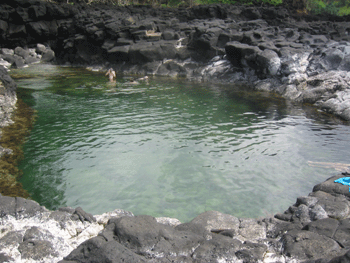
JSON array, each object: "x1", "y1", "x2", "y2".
[
  {"x1": 2, "y1": 175, "x2": 350, "y2": 262},
  {"x1": 0, "y1": 0, "x2": 350, "y2": 120},
  {"x1": 0, "y1": 65, "x2": 17, "y2": 159},
  {"x1": 0, "y1": 66, "x2": 16, "y2": 128},
  {"x1": 1, "y1": 1, "x2": 350, "y2": 262}
]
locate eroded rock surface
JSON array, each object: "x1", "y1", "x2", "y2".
[
  {"x1": 0, "y1": 0, "x2": 350, "y2": 120},
  {"x1": 1, "y1": 1, "x2": 350, "y2": 262},
  {"x1": 0, "y1": 66, "x2": 16, "y2": 132},
  {"x1": 1, "y1": 175, "x2": 350, "y2": 262}
]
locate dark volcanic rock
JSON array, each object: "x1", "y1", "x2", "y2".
[
  {"x1": 1, "y1": 169, "x2": 350, "y2": 262},
  {"x1": 225, "y1": 42, "x2": 261, "y2": 69},
  {"x1": 313, "y1": 175, "x2": 350, "y2": 198},
  {"x1": 0, "y1": 194, "x2": 47, "y2": 219},
  {"x1": 281, "y1": 229, "x2": 341, "y2": 260},
  {"x1": 333, "y1": 219, "x2": 350, "y2": 248},
  {"x1": 0, "y1": 0, "x2": 349, "y2": 123},
  {"x1": 1, "y1": 1, "x2": 350, "y2": 262},
  {"x1": 303, "y1": 218, "x2": 339, "y2": 238},
  {"x1": 61, "y1": 236, "x2": 147, "y2": 263},
  {"x1": 71, "y1": 206, "x2": 96, "y2": 223},
  {"x1": 57, "y1": 189, "x2": 350, "y2": 262}
]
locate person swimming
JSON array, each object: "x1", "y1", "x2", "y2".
[{"x1": 105, "y1": 68, "x2": 116, "y2": 82}]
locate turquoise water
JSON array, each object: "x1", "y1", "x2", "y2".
[{"x1": 12, "y1": 64, "x2": 350, "y2": 222}]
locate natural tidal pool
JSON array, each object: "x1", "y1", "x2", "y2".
[{"x1": 10, "y1": 64, "x2": 350, "y2": 222}]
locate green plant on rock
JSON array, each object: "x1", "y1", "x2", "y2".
[
  {"x1": 304, "y1": 0, "x2": 350, "y2": 15},
  {"x1": 38, "y1": 0, "x2": 350, "y2": 16},
  {"x1": 0, "y1": 99, "x2": 36, "y2": 198}
]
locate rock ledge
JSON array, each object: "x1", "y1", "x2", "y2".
[{"x1": 1, "y1": 174, "x2": 350, "y2": 262}]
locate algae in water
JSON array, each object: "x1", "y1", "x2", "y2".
[{"x1": 0, "y1": 98, "x2": 36, "y2": 198}]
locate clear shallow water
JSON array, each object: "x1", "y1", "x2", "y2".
[{"x1": 12, "y1": 64, "x2": 350, "y2": 222}]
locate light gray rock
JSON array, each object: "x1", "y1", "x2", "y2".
[
  {"x1": 309, "y1": 204, "x2": 329, "y2": 221},
  {"x1": 41, "y1": 49, "x2": 55, "y2": 62},
  {"x1": 321, "y1": 48, "x2": 345, "y2": 70},
  {"x1": 237, "y1": 218, "x2": 266, "y2": 241},
  {"x1": 292, "y1": 204, "x2": 311, "y2": 224},
  {"x1": 14, "y1": 47, "x2": 30, "y2": 59},
  {"x1": 36, "y1": 44, "x2": 47, "y2": 54},
  {"x1": 256, "y1": 49, "x2": 281, "y2": 76},
  {"x1": 1, "y1": 48, "x2": 14, "y2": 56},
  {"x1": 190, "y1": 210, "x2": 240, "y2": 233},
  {"x1": 296, "y1": 196, "x2": 318, "y2": 207},
  {"x1": 310, "y1": 190, "x2": 350, "y2": 220}
]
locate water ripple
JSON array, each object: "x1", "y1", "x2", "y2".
[{"x1": 14, "y1": 66, "x2": 350, "y2": 222}]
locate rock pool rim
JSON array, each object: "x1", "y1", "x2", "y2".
[
  {"x1": 3, "y1": 64, "x2": 350, "y2": 263},
  {"x1": 2, "y1": 174, "x2": 350, "y2": 262},
  {"x1": 1, "y1": 1, "x2": 350, "y2": 261},
  {"x1": 1, "y1": 1, "x2": 350, "y2": 120}
]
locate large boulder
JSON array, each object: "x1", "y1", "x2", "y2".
[
  {"x1": 313, "y1": 175, "x2": 350, "y2": 198},
  {"x1": 281, "y1": 229, "x2": 341, "y2": 261},
  {"x1": 225, "y1": 42, "x2": 261, "y2": 69},
  {"x1": 0, "y1": 195, "x2": 47, "y2": 219},
  {"x1": 256, "y1": 49, "x2": 281, "y2": 76}
]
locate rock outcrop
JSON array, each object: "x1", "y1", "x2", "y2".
[
  {"x1": 0, "y1": 44, "x2": 55, "y2": 69},
  {"x1": 0, "y1": 66, "x2": 17, "y2": 130},
  {"x1": 0, "y1": 0, "x2": 350, "y2": 120},
  {"x1": 1, "y1": 1, "x2": 350, "y2": 262},
  {"x1": 1, "y1": 174, "x2": 350, "y2": 262}
]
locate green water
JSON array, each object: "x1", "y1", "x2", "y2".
[{"x1": 12, "y1": 64, "x2": 350, "y2": 222}]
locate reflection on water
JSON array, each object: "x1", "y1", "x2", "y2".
[{"x1": 12, "y1": 64, "x2": 350, "y2": 222}]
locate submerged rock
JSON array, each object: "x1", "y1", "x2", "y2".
[{"x1": 1, "y1": 1, "x2": 350, "y2": 262}]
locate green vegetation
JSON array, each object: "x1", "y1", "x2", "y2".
[
  {"x1": 58, "y1": 0, "x2": 350, "y2": 15},
  {"x1": 194, "y1": 0, "x2": 282, "y2": 6},
  {"x1": 304, "y1": 0, "x2": 350, "y2": 15},
  {"x1": 0, "y1": 98, "x2": 35, "y2": 198}
]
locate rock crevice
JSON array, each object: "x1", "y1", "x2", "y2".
[
  {"x1": 2, "y1": 175, "x2": 350, "y2": 262},
  {"x1": 1, "y1": 0, "x2": 350, "y2": 120}
]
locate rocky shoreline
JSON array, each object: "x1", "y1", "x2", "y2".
[
  {"x1": 0, "y1": 0, "x2": 350, "y2": 120},
  {"x1": 1, "y1": 0, "x2": 350, "y2": 262},
  {"x1": 1, "y1": 174, "x2": 350, "y2": 262}
]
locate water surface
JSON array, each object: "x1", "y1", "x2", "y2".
[{"x1": 12, "y1": 64, "x2": 350, "y2": 222}]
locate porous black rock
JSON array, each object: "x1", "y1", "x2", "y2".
[
  {"x1": 1, "y1": 1, "x2": 350, "y2": 262},
  {"x1": 58, "y1": 173, "x2": 350, "y2": 262},
  {"x1": 0, "y1": 0, "x2": 350, "y2": 120},
  {"x1": 0, "y1": 195, "x2": 47, "y2": 219},
  {"x1": 0, "y1": 174, "x2": 350, "y2": 262}
]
